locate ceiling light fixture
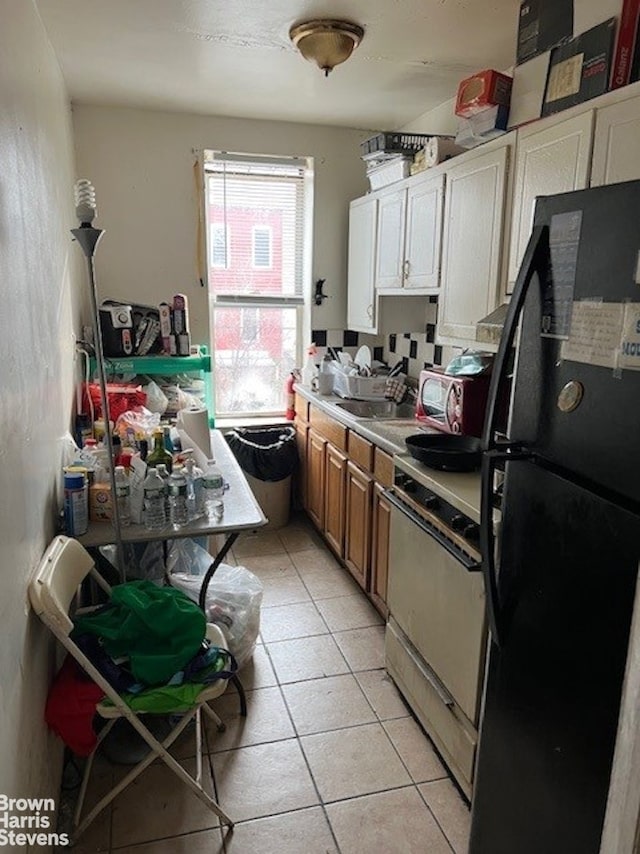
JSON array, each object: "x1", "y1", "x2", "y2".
[{"x1": 289, "y1": 19, "x2": 364, "y2": 77}]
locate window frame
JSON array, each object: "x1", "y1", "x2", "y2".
[{"x1": 203, "y1": 151, "x2": 313, "y2": 420}]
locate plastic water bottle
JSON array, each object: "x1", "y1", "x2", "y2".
[
  {"x1": 168, "y1": 466, "x2": 189, "y2": 528},
  {"x1": 143, "y1": 468, "x2": 167, "y2": 530},
  {"x1": 202, "y1": 459, "x2": 224, "y2": 521},
  {"x1": 155, "y1": 463, "x2": 170, "y2": 517},
  {"x1": 184, "y1": 457, "x2": 204, "y2": 520},
  {"x1": 114, "y1": 465, "x2": 131, "y2": 527}
]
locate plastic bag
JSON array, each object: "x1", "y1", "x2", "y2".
[
  {"x1": 114, "y1": 406, "x2": 161, "y2": 442},
  {"x1": 166, "y1": 539, "x2": 263, "y2": 666},
  {"x1": 144, "y1": 380, "x2": 169, "y2": 414}
]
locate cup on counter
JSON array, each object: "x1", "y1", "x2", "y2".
[{"x1": 312, "y1": 373, "x2": 334, "y2": 395}]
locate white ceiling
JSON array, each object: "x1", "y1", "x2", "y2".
[{"x1": 36, "y1": 0, "x2": 520, "y2": 130}]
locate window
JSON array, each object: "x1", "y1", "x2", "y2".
[
  {"x1": 204, "y1": 151, "x2": 312, "y2": 418},
  {"x1": 210, "y1": 223, "x2": 230, "y2": 268},
  {"x1": 252, "y1": 226, "x2": 272, "y2": 269}
]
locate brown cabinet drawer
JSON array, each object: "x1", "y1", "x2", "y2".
[
  {"x1": 348, "y1": 431, "x2": 374, "y2": 473},
  {"x1": 294, "y1": 393, "x2": 309, "y2": 422},
  {"x1": 373, "y1": 447, "x2": 394, "y2": 488},
  {"x1": 309, "y1": 407, "x2": 347, "y2": 451}
]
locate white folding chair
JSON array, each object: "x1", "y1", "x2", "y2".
[{"x1": 29, "y1": 535, "x2": 234, "y2": 844}]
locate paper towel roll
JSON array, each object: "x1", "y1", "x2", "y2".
[
  {"x1": 176, "y1": 408, "x2": 212, "y2": 461},
  {"x1": 424, "y1": 136, "x2": 464, "y2": 167}
]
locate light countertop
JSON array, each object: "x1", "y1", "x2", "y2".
[{"x1": 295, "y1": 384, "x2": 482, "y2": 517}]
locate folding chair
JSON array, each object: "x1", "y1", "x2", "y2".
[{"x1": 29, "y1": 535, "x2": 235, "y2": 843}]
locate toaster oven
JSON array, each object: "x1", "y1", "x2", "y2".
[{"x1": 416, "y1": 368, "x2": 491, "y2": 438}]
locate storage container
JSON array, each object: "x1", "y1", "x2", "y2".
[
  {"x1": 367, "y1": 157, "x2": 412, "y2": 190},
  {"x1": 333, "y1": 371, "x2": 388, "y2": 401}
]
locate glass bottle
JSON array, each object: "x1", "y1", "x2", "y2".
[
  {"x1": 202, "y1": 459, "x2": 224, "y2": 521},
  {"x1": 146, "y1": 428, "x2": 173, "y2": 472},
  {"x1": 113, "y1": 465, "x2": 131, "y2": 527}
]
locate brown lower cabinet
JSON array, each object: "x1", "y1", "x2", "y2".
[{"x1": 299, "y1": 400, "x2": 393, "y2": 615}]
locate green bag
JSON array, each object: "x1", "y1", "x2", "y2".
[{"x1": 74, "y1": 580, "x2": 206, "y2": 686}]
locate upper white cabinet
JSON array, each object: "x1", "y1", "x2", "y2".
[
  {"x1": 375, "y1": 172, "x2": 445, "y2": 294},
  {"x1": 507, "y1": 110, "x2": 594, "y2": 290},
  {"x1": 347, "y1": 193, "x2": 430, "y2": 335},
  {"x1": 347, "y1": 195, "x2": 378, "y2": 332},
  {"x1": 591, "y1": 94, "x2": 640, "y2": 186},
  {"x1": 438, "y1": 140, "x2": 511, "y2": 345}
]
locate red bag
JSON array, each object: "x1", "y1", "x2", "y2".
[{"x1": 84, "y1": 382, "x2": 147, "y2": 421}]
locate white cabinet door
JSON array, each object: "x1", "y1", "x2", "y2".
[
  {"x1": 439, "y1": 144, "x2": 509, "y2": 345},
  {"x1": 347, "y1": 196, "x2": 378, "y2": 332},
  {"x1": 404, "y1": 173, "x2": 445, "y2": 291},
  {"x1": 507, "y1": 110, "x2": 594, "y2": 289},
  {"x1": 375, "y1": 188, "x2": 406, "y2": 290},
  {"x1": 591, "y1": 95, "x2": 640, "y2": 186}
]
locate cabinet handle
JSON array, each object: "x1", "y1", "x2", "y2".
[
  {"x1": 403, "y1": 259, "x2": 410, "y2": 280},
  {"x1": 366, "y1": 304, "x2": 373, "y2": 318}
]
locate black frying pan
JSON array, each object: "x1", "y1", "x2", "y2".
[{"x1": 405, "y1": 433, "x2": 482, "y2": 472}]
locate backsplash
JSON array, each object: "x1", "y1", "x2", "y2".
[{"x1": 312, "y1": 299, "x2": 458, "y2": 381}]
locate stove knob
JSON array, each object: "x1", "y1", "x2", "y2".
[
  {"x1": 451, "y1": 514, "x2": 467, "y2": 532},
  {"x1": 463, "y1": 522, "x2": 480, "y2": 543},
  {"x1": 424, "y1": 495, "x2": 440, "y2": 511}
]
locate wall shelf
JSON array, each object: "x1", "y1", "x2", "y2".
[{"x1": 90, "y1": 345, "x2": 214, "y2": 426}]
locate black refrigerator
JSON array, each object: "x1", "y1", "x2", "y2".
[{"x1": 470, "y1": 181, "x2": 640, "y2": 854}]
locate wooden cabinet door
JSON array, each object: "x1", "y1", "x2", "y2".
[
  {"x1": 370, "y1": 483, "x2": 391, "y2": 617},
  {"x1": 507, "y1": 110, "x2": 594, "y2": 289},
  {"x1": 344, "y1": 461, "x2": 373, "y2": 590},
  {"x1": 306, "y1": 429, "x2": 326, "y2": 530},
  {"x1": 347, "y1": 195, "x2": 378, "y2": 332},
  {"x1": 294, "y1": 419, "x2": 308, "y2": 509},
  {"x1": 439, "y1": 143, "x2": 509, "y2": 345},
  {"x1": 375, "y1": 187, "x2": 406, "y2": 290},
  {"x1": 591, "y1": 95, "x2": 640, "y2": 187},
  {"x1": 324, "y1": 444, "x2": 347, "y2": 558},
  {"x1": 404, "y1": 172, "x2": 444, "y2": 292}
]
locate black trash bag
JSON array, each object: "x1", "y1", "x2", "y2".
[{"x1": 225, "y1": 426, "x2": 298, "y2": 482}]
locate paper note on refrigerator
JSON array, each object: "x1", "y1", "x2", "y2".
[
  {"x1": 560, "y1": 301, "x2": 625, "y2": 368},
  {"x1": 619, "y1": 303, "x2": 640, "y2": 370}
]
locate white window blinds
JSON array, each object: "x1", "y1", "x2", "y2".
[{"x1": 204, "y1": 152, "x2": 307, "y2": 305}]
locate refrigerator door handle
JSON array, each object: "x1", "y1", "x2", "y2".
[
  {"x1": 481, "y1": 448, "x2": 533, "y2": 647},
  {"x1": 482, "y1": 224, "x2": 549, "y2": 452}
]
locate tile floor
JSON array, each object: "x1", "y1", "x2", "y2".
[{"x1": 70, "y1": 513, "x2": 471, "y2": 853}]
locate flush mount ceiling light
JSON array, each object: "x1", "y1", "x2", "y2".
[{"x1": 289, "y1": 19, "x2": 364, "y2": 77}]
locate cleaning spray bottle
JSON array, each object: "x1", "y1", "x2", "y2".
[{"x1": 301, "y1": 344, "x2": 318, "y2": 388}]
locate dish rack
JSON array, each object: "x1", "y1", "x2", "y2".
[{"x1": 333, "y1": 371, "x2": 388, "y2": 401}]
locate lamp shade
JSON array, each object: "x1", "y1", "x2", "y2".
[{"x1": 289, "y1": 20, "x2": 364, "y2": 76}]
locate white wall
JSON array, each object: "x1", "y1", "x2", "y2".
[
  {"x1": 72, "y1": 105, "x2": 370, "y2": 347},
  {"x1": 1, "y1": 0, "x2": 84, "y2": 814}
]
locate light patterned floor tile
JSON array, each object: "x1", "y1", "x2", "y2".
[
  {"x1": 278, "y1": 521, "x2": 326, "y2": 553},
  {"x1": 299, "y1": 565, "x2": 361, "y2": 600},
  {"x1": 111, "y1": 758, "x2": 220, "y2": 849},
  {"x1": 419, "y1": 778, "x2": 471, "y2": 854},
  {"x1": 211, "y1": 739, "x2": 319, "y2": 822},
  {"x1": 207, "y1": 686, "x2": 295, "y2": 752},
  {"x1": 259, "y1": 601, "x2": 328, "y2": 642},
  {"x1": 315, "y1": 594, "x2": 384, "y2": 632},
  {"x1": 113, "y1": 827, "x2": 224, "y2": 853},
  {"x1": 301, "y1": 722, "x2": 411, "y2": 801},
  {"x1": 290, "y1": 547, "x2": 343, "y2": 575},
  {"x1": 282, "y1": 673, "x2": 376, "y2": 735},
  {"x1": 261, "y1": 573, "x2": 311, "y2": 608},
  {"x1": 267, "y1": 634, "x2": 349, "y2": 684},
  {"x1": 220, "y1": 806, "x2": 338, "y2": 853},
  {"x1": 233, "y1": 551, "x2": 298, "y2": 579},
  {"x1": 326, "y1": 786, "x2": 452, "y2": 854},
  {"x1": 354, "y1": 669, "x2": 411, "y2": 720},
  {"x1": 383, "y1": 717, "x2": 449, "y2": 783},
  {"x1": 333, "y1": 625, "x2": 386, "y2": 671},
  {"x1": 232, "y1": 529, "x2": 286, "y2": 558}
]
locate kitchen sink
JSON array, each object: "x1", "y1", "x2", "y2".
[{"x1": 334, "y1": 399, "x2": 416, "y2": 420}]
